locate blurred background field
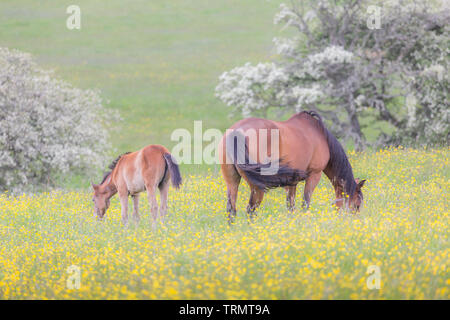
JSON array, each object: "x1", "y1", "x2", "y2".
[
  {"x1": 3, "y1": 1, "x2": 446, "y2": 185},
  {"x1": 0, "y1": 0, "x2": 285, "y2": 165},
  {"x1": 2, "y1": 1, "x2": 395, "y2": 184}
]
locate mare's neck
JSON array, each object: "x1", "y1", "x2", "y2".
[
  {"x1": 324, "y1": 167, "x2": 343, "y2": 193},
  {"x1": 323, "y1": 166, "x2": 350, "y2": 207}
]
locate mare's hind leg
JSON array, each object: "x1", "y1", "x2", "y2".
[
  {"x1": 131, "y1": 194, "x2": 140, "y2": 225},
  {"x1": 285, "y1": 185, "x2": 297, "y2": 212},
  {"x1": 158, "y1": 180, "x2": 170, "y2": 223},
  {"x1": 221, "y1": 164, "x2": 241, "y2": 224},
  {"x1": 247, "y1": 186, "x2": 264, "y2": 222},
  {"x1": 303, "y1": 172, "x2": 322, "y2": 210}
]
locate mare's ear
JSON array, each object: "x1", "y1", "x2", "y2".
[
  {"x1": 91, "y1": 182, "x2": 98, "y2": 190},
  {"x1": 357, "y1": 179, "x2": 366, "y2": 188}
]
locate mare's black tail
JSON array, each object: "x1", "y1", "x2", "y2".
[{"x1": 225, "y1": 130, "x2": 308, "y2": 191}]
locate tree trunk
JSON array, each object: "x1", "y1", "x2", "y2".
[
  {"x1": 350, "y1": 112, "x2": 364, "y2": 151},
  {"x1": 345, "y1": 97, "x2": 365, "y2": 151}
]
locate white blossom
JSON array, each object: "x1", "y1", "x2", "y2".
[
  {"x1": 0, "y1": 48, "x2": 116, "y2": 192},
  {"x1": 290, "y1": 86, "x2": 324, "y2": 111},
  {"x1": 273, "y1": 37, "x2": 297, "y2": 56},
  {"x1": 217, "y1": 1, "x2": 449, "y2": 147},
  {"x1": 216, "y1": 62, "x2": 289, "y2": 116}
]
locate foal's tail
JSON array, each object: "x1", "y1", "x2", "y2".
[
  {"x1": 225, "y1": 130, "x2": 308, "y2": 191},
  {"x1": 163, "y1": 153, "x2": 182, "y2": 189}
]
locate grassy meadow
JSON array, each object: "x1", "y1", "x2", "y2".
[{"x1": 0, "y1": 147, "x2": 448, "y2": 299}]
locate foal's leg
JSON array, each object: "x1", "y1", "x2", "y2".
[
  {"x1": 247, "y1": 186, "x2": 264, "y2": 222},
  {"x1": 145, "y1": 184, "x2": 159, "y2": 225},
  {"x1": 131, "y1": 194, "x2": 140, "y2": 225},
  {"x1": 303, "y1": 172, "x2": 322, "y2": 210},
  {"x1": 118, "y1": 191, "x2": 129, "y2": 226},
  {"x1": 158, "y1": 181, "x2": 170, "y2": 223},
  {"x1": 285, "y1": 185, "x2": 297, "y2": 212}
]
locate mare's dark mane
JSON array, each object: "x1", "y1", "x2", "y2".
[
  {"x1": 99, "y1": 152, "x2": 131, "y2": 185},
  {"x1": 301, "y1": 111, "x2": 357, "y2": 196}
]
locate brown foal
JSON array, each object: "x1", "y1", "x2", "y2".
[{"x1": 92, "y1": 144, "x2": 182, "y2": 225}]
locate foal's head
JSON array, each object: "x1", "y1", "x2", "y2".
[
  {"x1": 91, "y1": 182, "x2": 111, "y2": 219},
  {"x1": 91, "y1": 153, "x2": 128, "y2": 219}
]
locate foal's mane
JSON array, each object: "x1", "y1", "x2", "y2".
[
  {"x1": 100, "y1": 152, "x2": 131, "y2": 185},
  {"x1": 300, "y1": 111, "x2": 357, "y2": 196}
]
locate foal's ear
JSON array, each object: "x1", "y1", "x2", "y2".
[
  {"x1": 91, "y1": 182, "x2": 98, "y2": 190},
  {"x1": 356, "y1": 179, "x2": 366, "y2": 188}
]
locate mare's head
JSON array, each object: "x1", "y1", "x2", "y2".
[
  {"x1": 334, "y1": 178, "x2": 366, "y2": 212},
  {"x1": 349, "y1": 179, "x2": 366, "y2": 212}
]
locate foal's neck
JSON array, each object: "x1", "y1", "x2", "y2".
[{"x1": 100, "y1": 174, "x2": 117, "y2": 198}]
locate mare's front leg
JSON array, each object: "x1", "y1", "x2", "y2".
[{"x1": 132, "y1": 194, "x2": 140, "y2": 225}]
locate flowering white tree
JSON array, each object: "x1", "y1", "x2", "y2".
[
  {"x1": 0, "y1": 48, "x2": 115, "y2": 192},
  {"x1": 216, "y1": 0, "x2": 449, "y2": 149}
]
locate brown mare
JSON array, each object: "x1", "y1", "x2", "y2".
[
  {"x1": 91, "y1": 144, "x2": 182, "y2": 225},
  {"x1": 219, "y1": 111, "x2": 366, "y2": 223}
]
